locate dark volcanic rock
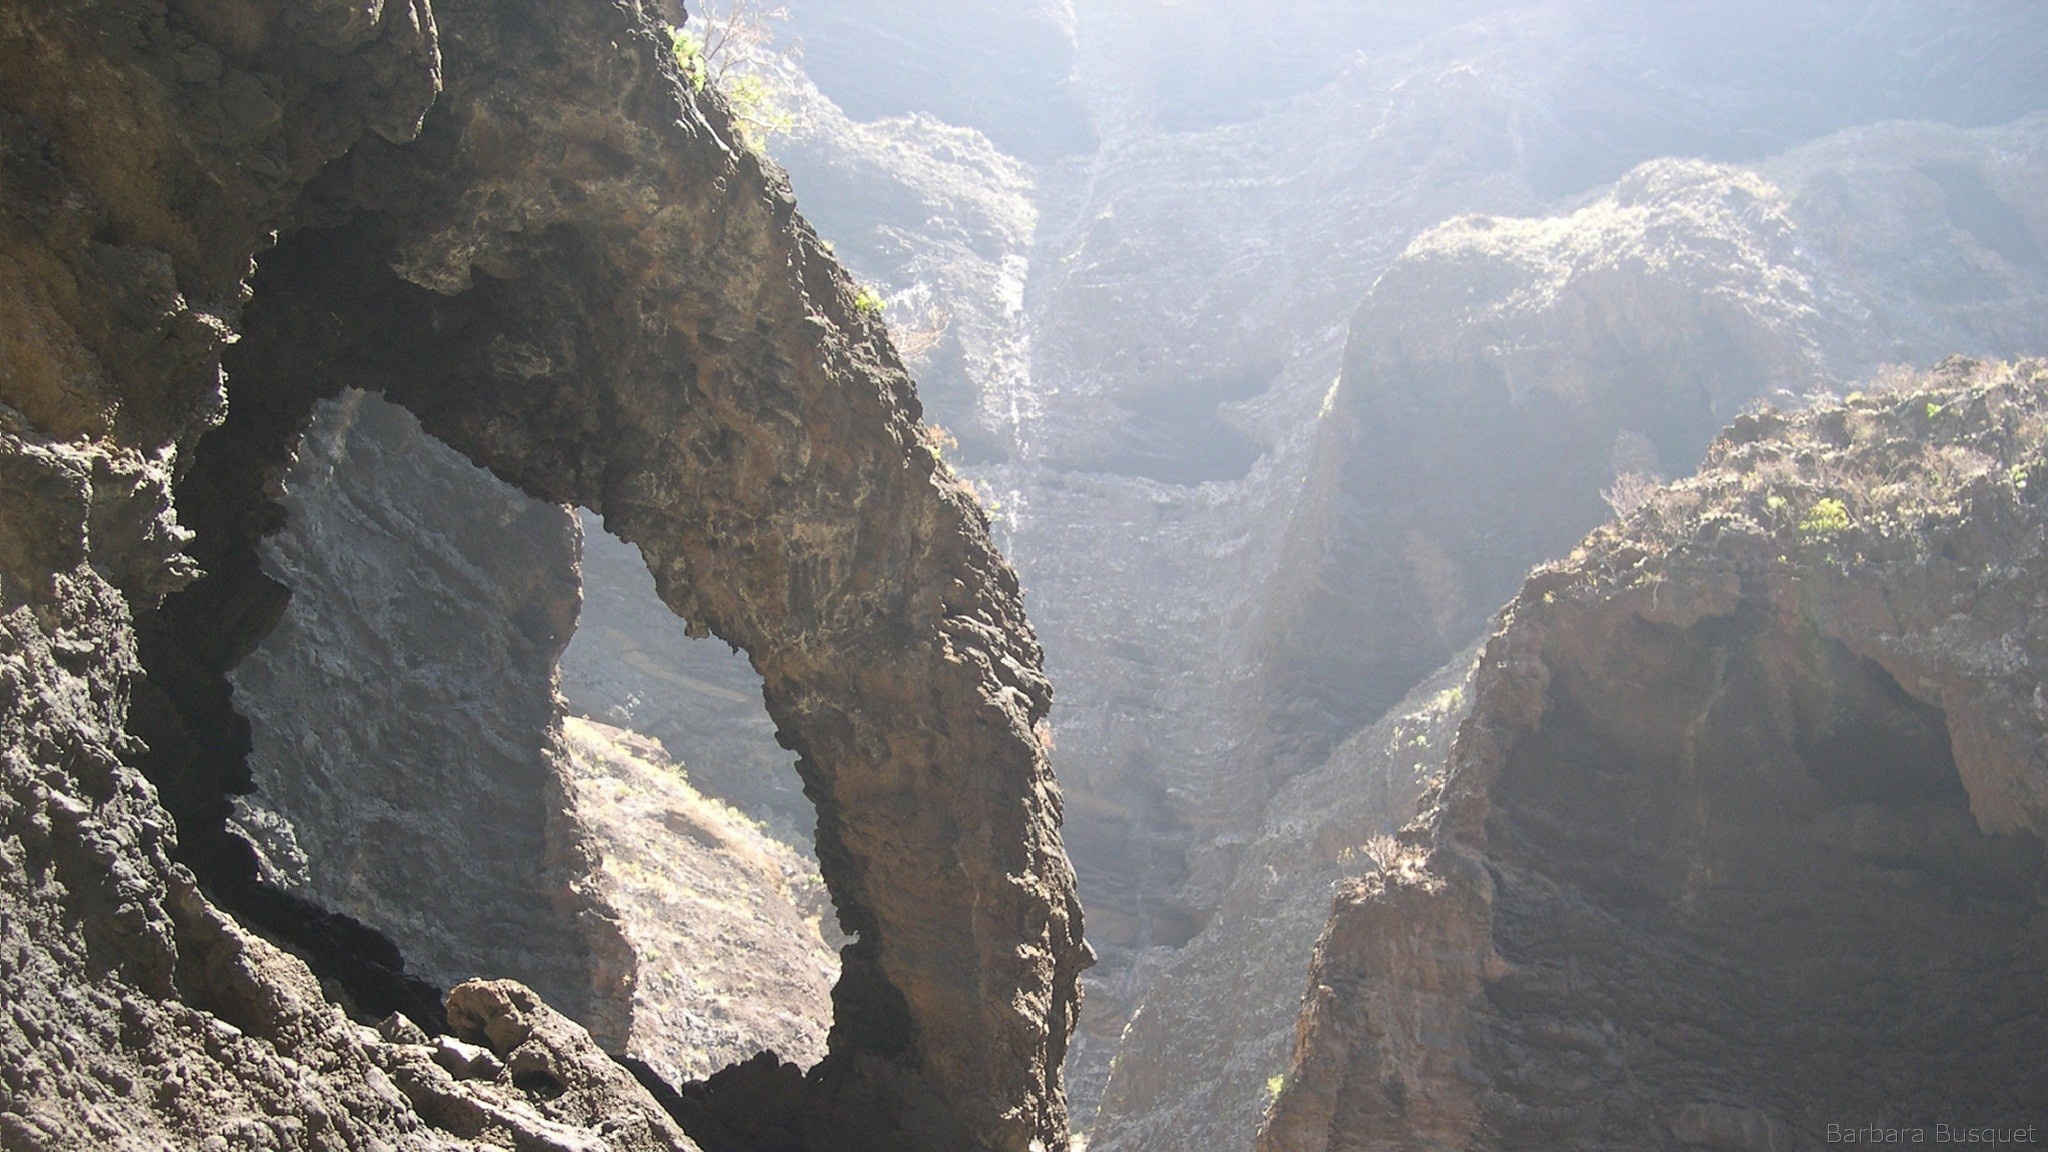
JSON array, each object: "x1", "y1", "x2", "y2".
[
  {"x1": 0, "y1": 0, "x2": 1085, "y2": 1148},
  {"x1": 1261, "y1": 359, "x2": 2048, "y2": 1152}
]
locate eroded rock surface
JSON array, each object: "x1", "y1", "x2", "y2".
[
  {"x1": 1, "y1": 0, "x2": 1084, "y2": 1148},
  {"x1": 1262, "y1": 359, "x2": 2048, "y2": 1151},
  {"x1": 1264, "y1": 115, "x2": 2048, "y2": 769},
  {"x1": 1082, "y1": 111, "x2": 2048, "y2": 1150}
]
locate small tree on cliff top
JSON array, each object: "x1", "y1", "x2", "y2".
[{"x1": 665, "y1": 0, "x2": 802, "y2": 146}]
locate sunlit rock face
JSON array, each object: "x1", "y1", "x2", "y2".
[
  {"x1": 556, "y1": 717, "x2": 839, "y2": 1087},
  {"x1": 1262, "y1": 360, "x2": 2048, "y2": 1152},
  {"x1": 1089, "y1": 653, "x2": 1476, "y2": 1152}
]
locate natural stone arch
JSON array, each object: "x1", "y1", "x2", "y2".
[{"x1": 201, "y1": 1, "x2": 1088, "y2": 1148}]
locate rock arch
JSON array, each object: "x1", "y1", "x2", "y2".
[{"x1": 73, "y1": 0, "x2": 1083, "y2": 1148}]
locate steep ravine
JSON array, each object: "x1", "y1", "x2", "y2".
[
  {"x1": 1263, "y1": 360, "x2": 2048, "y2": 1151},
  {"x1": 0, "y1": 0, "x2": 1085, "y2": 1149}
]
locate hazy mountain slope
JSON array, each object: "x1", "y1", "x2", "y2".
[{"x1": 1265, "y1": 114, "x2": 2048, "y2": 766}]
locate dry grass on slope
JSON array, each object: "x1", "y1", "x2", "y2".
[
  {"x1": 558, "y1": 717, "x2": 839, "y2": 1085},
  {"x1": 1584, "y1": 356, "x2": 2048, "y2": 577}
]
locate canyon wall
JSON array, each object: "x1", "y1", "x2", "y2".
[
  {"x1": 0, "y1": 0, "x2": 1084, "y2": 1148},
  {"x1": 227, "y1": 392, "x2": 600, "y2": 1031},
  {"x1": 1099, "y1": 113, "x2": 2048, "y2": 1152},
  {"x1": 1262, "y1": 359, "x2": 2048, "y2": 1151}
]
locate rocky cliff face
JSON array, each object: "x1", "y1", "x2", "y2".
[
  {"x1": 1090, "y1": 653, "x2": 1475, "y2": 1152},
  {"x1": 0, "y1": 0, "x2": 1084, "y2": 1148},
  {"x1": 1115, "y1": 118, "x2": 2048, "y2": 1152},
  {"x1": 557, "y1": 717, "x2": 837, "y2": 1087},
  {"x1": 1056, "y1": 101, "x2": 2048, "y2": 1152},
  {"x1": 228, "y1": 392, "x2": 601, "y2": 1030},
  {"x1": 1262, "y1": 359, "x2": 2048, "y2": 1151}
]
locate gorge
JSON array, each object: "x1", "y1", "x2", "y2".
[{"x1": 3, "y1": 1, "x2": 2046, "y2": 1151}]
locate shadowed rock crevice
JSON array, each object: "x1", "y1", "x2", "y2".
[
  {"x1": 1476, "y1": 607, "x2": 2044, "y2": 1145},
  {"x1": 127, "y1": 334, "x2": 459, "y2": 1033}
]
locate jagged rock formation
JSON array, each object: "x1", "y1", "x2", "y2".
[
  {"x1": 222, "y1": 388, "x2": 838, "y2": 1082},
  {"x1": 773, "y1": 89, "x2": 1039, "y2": 469},
  {"x1": 1021, "y1": 16, "x2": 2048, "y2": 1128},
  {"x1": 0, "y1": 0, "x2": 1084, "y2": 1149},
  {"x1": 1262, "y1": 359, "x2": 2048, "y2": 1151}
]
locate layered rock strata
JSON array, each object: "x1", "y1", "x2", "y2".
[
  {"x1": 1262, "y1": 359, "x2": 2048, "y2": 1151},
  {"x1": 0, "y1": 0, "x2": 1084, "y2": 1148}
]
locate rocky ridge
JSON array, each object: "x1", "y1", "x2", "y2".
[
  {"x1": 1264, "y1": 114, "x2": 2048, "y2": 759},
  {"x1": 1090, "y1": 652, "x2": 1476, "y2": 1152},
  {"x1": 1262, "y1": 358, "x2": 2048, "y2": 1150}
]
